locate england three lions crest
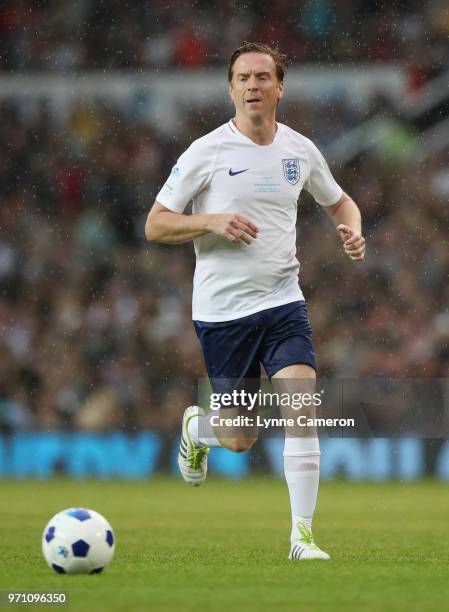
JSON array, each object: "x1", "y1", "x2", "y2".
[{"x1": 282, "y1": 159, "x2": 300, "y2": 185}]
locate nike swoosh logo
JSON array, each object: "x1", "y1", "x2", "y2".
[{"x1": 229, "y1": 168, "x2": 249, "y2": 176}]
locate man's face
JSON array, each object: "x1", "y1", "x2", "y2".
[{"x1": 229, "y1": 52, "x2": 284, "y2": 121}]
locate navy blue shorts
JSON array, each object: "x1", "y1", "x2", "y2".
[{"x1": 194, "y1": 301, "x2": 316, "y2": 396}]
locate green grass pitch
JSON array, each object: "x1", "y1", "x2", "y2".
[{"x1": 1, "y1": 478, "x2": 449, "y2": 611}]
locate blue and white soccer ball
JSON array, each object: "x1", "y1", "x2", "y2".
[{"x1": 42, "y1": 508, "x2": 115, "y2": 574}]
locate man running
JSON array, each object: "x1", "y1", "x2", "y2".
[{"x1": 146, "y1": 42, "x2": 365, "y2": 560}]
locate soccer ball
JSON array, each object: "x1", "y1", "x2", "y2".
[{"x1": 42, "y1": 508, "x2": 115, "y2": 574}]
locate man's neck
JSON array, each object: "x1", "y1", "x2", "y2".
[{"x1": 232, "y1": 115, "x2": 277, "y2": 145}]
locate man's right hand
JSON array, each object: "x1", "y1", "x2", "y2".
[
  {"x1": 146, "y1": 202, "x2": 258, "y2": 245},
  {"x1": 207, "y1": 214, "x2": 259, "y2": 245}
]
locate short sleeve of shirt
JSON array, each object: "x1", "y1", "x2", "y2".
[
  {"x1": 156, "y1": 140, "x2": 215, "y2": 213},
  {"x1": 303, "y1": 140, "x2": 342, "y2": 207}
]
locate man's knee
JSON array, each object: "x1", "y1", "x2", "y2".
[{"x1": 220, "y1": 437, "x2": 258, "y2": 453}]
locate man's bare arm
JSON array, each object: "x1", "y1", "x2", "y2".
[
  {"x1": 145, "y1": 201, "x2": 258, "y2": 245},
  {"x1": 324, "y1": 192, "x2": 365, "y2": 261}
]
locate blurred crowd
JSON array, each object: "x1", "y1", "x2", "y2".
[
  {"x1": 0, "y1": 0, "x2": 448, "y2": 82},
  {"x1": 0, "y1": 89, "x2": 448, "y2": 433}
]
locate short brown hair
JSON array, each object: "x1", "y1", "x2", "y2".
[{"x1": 228, "y1": 42, "x2": 287, "y2": 83}]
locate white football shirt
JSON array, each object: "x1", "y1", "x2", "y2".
[{"x1": 156, "y1": 120, "x2": 342, "y2": 322}]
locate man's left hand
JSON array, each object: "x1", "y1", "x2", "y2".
[{"x1": 337, "y1": 224, "x2": 365, "y2": 261}]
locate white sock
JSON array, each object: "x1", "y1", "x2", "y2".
[
  {"x1": 187, "y1": 410, "x2": 222, "y2": 448},
  {"x1": 283, "y1": 436, "x2": 321, "y2": 541}
]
